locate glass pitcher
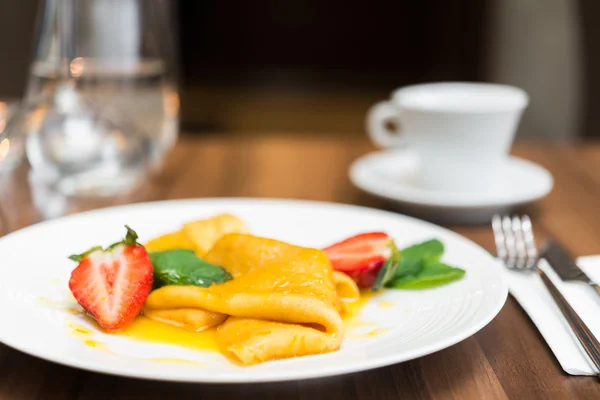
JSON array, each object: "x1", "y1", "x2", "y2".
[{"x1": 22, "y1": 0, "x2": 179, "y2": 196}]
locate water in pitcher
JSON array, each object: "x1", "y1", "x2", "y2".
[{"x1": 25, "y1": 58, "x2": 179, "y2": 196}]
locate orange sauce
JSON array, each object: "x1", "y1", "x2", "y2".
[
  {"x1": 67, "y1": 290, "x2": 384, "y2": 355},
  {"x1": 120, "y1": 292, "x2": 377, "y2": 352},
  {"x1": 120, "y1": 316, "x2": 219, "y2": 352},
  {"x1": 342, "y1": 290, "x2": 393, "y2": 339},
  {"x1": 38, "y1": 296, "x2": 80, "y2": 309},
  {"x1": 69, "y1": 312, "x2": 219, "y2": 351},
  {"x1": 67, "y1": 322, "x2": 114, "y2": 355},
  {"x1": 346, "y1": 327, "x2": 390, "y2": 339},
  {"x1": 119, "y1": 291, "x2": 380, "y2": 350},
  {"x1": 83, "y1": 339, "x2": 112, "y2": 353},
  {"x1": 378, "y1": 299, "x2": 395, "y2": 309},
  {"x1": 342, "y1": 290, "x2": 376, "y2": 330},
  {"x1": 68, "y1": 322, "x2": 93, "y2": 337}
]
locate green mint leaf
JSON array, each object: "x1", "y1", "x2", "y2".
[
  {"x1": 149, "y1": 249, "x2": 233, "y2": 288},
  {"x1": 394, "y1": 239, "x2": 444, "y2": 278},
  {"x1": 387, "y1": 260, "x2": 465, "y2": 290},
  {"x1": 372, "y1": 241, "x2": 401, "y2": 292}
]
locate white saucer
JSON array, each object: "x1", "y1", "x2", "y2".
[{"x1": 349, "y1": 148, "x2": 554, "y2": 224}]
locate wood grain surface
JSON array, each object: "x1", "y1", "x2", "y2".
[{"x1": 1, "y1": 134, "x2": 599, "y2": 400}]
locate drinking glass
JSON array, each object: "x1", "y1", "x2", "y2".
[
  {"x1": 0, "y1": 100, "x2": 24, "y2": 173},
  {"x1": 22, "y1": 0, "x2": 179, "y2": 197}
]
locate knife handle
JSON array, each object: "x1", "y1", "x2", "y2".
[
  {"x1": 542, "y1": 241, "x2": 600, "y2": 298},
  {"x1": 538, "y1": 268, "x2": 600, "y2": 376},
  {"x1": 591, "y1": 283, "x2": 600, "y2": 298}
]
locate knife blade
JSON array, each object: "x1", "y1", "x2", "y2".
[{"x1": 542, "y1": 240, "x2": 600, "y2": 296}]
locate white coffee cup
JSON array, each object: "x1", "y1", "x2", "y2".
[{"x1": 366, "y1": 82, "x2": 529, "y2": 192}]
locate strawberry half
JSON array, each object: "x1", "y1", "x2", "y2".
[
  {"x1": 323, "y1": 232, "x2": 392, "y2": 288},
  {"x1": 68, "y1": 226, "x2": 153, "y2": 331}
]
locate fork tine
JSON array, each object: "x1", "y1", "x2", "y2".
[
  {"x1": 511, "y1": 216, "x2": 527, "y2": 269},
  {"x1": 521, "y1": 215, "x2": 538, "y2": 268},
  {"x1": 492, "y1": 215, "x2": 539, "y2": 272},
  {"x1": 492, "y1": 215, "x2": 507, "y2": 260},
  {"x1": 501, "y1": 215, "x2": 517, "y2": 268}
]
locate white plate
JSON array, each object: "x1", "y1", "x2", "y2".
[
  {"x1": 0, "y1": 198, "x2": 507, "y2": 383},
  {"x1": 350, "y1": 149, "x2": 554, "y2": 224}
]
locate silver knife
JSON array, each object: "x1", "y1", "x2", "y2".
[{"x1": 542, "y1": 241, "x2": 600, "y2": 297}]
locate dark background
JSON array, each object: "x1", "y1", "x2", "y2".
[
  {"x1": 179, "y1": 1, "x2": 485, "y2": 89},
  {"x1": 0, "y1": 0, "x2": 598, "y2": 138},
  {"x1": 178, "y1": 0, "x2": 486, "y2": 133}
]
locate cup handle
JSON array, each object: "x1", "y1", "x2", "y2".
[{"x1": 366, "y1": 101, "x2": 405, "y2": 148}]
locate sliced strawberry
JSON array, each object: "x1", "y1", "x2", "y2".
[
  {"x1": 68, "y1": 226, "x2": 153, "y2": 331},
  {"x1": 343, "y1": 264, "x2": 383, "y2": 288},
  {"x1": 323, "y1": 232, "x2": 391, "y2": 287}
]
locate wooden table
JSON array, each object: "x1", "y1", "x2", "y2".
[{"x1": 1, "y1": 134, "x2": 600, "y2": 399}]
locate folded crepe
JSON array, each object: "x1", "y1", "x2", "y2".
[
  {"x1": 144, "y1": 233, "x2": 357, "y2": 365},
  {"x1": 145, "y1": 213, "x2": 249, "y2": 257}
]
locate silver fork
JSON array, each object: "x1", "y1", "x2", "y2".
[{"x1": 492, "y1": 215, "x2": 600, "y2": 376}]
